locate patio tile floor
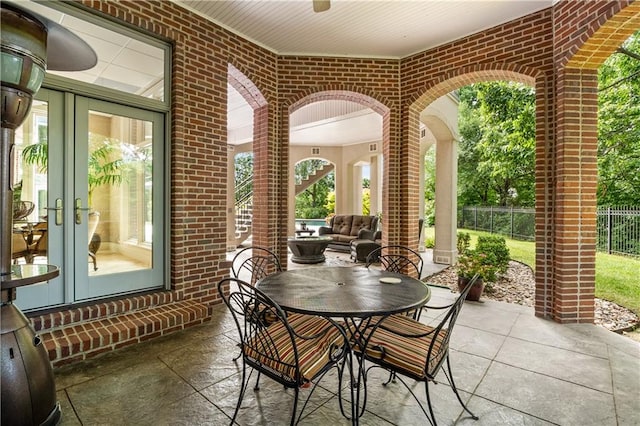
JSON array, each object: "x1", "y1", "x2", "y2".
[{"x1": 54, "y1": 252, "x2": 640, "y2": 425}]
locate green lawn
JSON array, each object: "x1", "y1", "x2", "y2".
[{"x1": 424, "y1": 227, "x2": 640, "y2": 315}]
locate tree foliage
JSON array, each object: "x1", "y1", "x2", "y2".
[
  {"x1": 234, "y1": 152, "x2": 253, "y2": 184},
  {"x1": 294, "y1": 159, "x2": 335, "y2": 218},
  {"x1": 457, "y1": 81, "x2": 536, "y2": 207},
  {"x1": 597, "y1": 30, "x2": 640, "y2": 206},
  {"x1": 423, "y1": 146, "x2": 436, "y2": 226}
]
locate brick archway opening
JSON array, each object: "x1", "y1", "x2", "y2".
[
  {"x1": 287, "y1": 90, "x2": 390, "y2": 242},
  {"x1": 227, "y1": 64, "x2": 269, "y2": 251}
]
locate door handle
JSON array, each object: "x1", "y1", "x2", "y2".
[
  {"x1": 75, "y1": 198, "x2": 91, "y2": 224},
  {"x1": 45, "y1": 198, "x2": 63, "y2": 225}
]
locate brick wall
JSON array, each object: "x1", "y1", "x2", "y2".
[
  {"x1": 550, "y1": 0, "x2": 639, "y2": 322},
  {"x1": 48, "y1": 0, "x2": 639, "y2": 361}
]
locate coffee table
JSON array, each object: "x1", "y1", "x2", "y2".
[{"x1": 287, "y1": 236, "x2": 332, "y2": 264}]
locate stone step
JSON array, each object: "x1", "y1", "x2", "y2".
[{"x1": 36, "y1": 300, "x2": 210, "y2": 367}]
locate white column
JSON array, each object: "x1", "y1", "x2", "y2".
[
  {"x1": 369, "y1": 154, "x2": 382, "y2": 216},
  {"x1": 433, "y1": 138, "x2": 457, "y2": 264},
  {"x1": 418, "y1": 150, "x2": 426, "y2": 252},
  {"x1": 353, "y1": 164, "x2": 363, "y2": 214}
]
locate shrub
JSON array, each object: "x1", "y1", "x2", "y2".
[
  {"x1": 457, "y1": 232, "x2": 471, "y2": 255},
  {"x1": 424, "y1": 236, "x2": 435, "y2": 249},
  {"x1": 476, "y1": 235, "x2": 510, "y2": 274},
  {"x1": 457, "y1": 250, "x2": 500, "y2": 282}
]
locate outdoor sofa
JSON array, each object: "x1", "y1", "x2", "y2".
[{"x1": 318, "y1": 214, "x2": 378, "y2": 252}]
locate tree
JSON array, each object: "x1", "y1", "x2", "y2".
[
  {"x1": 294, "y1": 159, "x2": 334, "y2": 218},
  {"x1": 234, "y1": 152, "x2": 253, "y2": 204},
  {"x1": 457, "y1": 81, "x2": 536, "y2": 207},
  {"x1": 597, "y1": 30, "x2": 640, "y2": 206},
  {"x1": 362, "y1": 188, "x2": 370, "y2": 215},
  {"x1": 423, "y1": 146, "x2": 436, "y2": 225}
]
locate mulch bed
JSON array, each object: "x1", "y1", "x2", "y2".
[{"x1": 425, "y1": 261, "x2": 640, "y2": 333}]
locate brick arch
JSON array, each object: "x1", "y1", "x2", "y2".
[
  {"x1": 549, "y1": 1, "x2": 640, "y2": 323},
  {"x1": 287, "y1": 88, "x2": 390, "y2": 117},
  {"x1": 285, "y1": 89, "x2": 390, "y2": 240},
  {"x1": 406, "y1": 65, "x2": 555, "y2": 318},
  {"x1": 228, "y1": 63, "x2": 268, "y2": 109},
  {"x1": 564, "y1": 1, "x2": 640, "y2": 69},
  {"x1": 227, "y1": 63, "x2": 274, "y2": 251},
  {"x1": 409, "y1": 65, "x2": 539, "y2": 112}
]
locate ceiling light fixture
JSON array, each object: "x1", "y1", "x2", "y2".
[{"x1": 313, "y1": 0, "x2": 330, "y2": 13}]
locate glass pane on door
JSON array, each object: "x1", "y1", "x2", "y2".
[
  {"x1": 13, "y1": 100, "x2": 49, "y2": 266},
  {"x1": 13, "y1": 89, "x2": 66, "y2": 311},
  {"x1": 75, "y1": 97, "x2": 164, "y2": 301},
  {"x1": 86, "y1": 111, "x2": 153, "y2": 276}
]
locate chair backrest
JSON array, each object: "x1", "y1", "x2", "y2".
[
  {"x1": 366, "y1": 245, "x2": 424, "y2": 278},
  {"x1": 12, "y1": 233, "x2": 28, "y2": 259},
  {"x1": 87, "y1": 212, "x2": 100, "y2": 246},
  {"x1": 30, "y1": 222, "x2": 48, "y2": 257},
  {"x1": 424, "y1": 273, "x2": 479, "y2": 377},
  {"x1": 217, "y1": 277, "x2": 301, "y2": 384},
  {"x1": 13, "y1": 200, "x2": 35, "y2": 221},
  {"x1": 231, "y1": 246, "x2": 282, "y2": 285}
]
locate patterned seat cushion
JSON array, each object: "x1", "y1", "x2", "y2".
[
  {"x1": 244, "y1": 313, "x2": 344, "y2": 382},
  {"x1": 353, "y1": 314, "x2": 448, "y2": 379}
]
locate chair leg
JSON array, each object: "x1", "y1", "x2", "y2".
[
  {"x1": 382, "y1": 370, "x2": 396, "y2": 386},
  {"x1": 89, "y1": 251, "x2": 98, "y2": 271},
  {"x1": 290, "y1": 386, "x2": 299, "y2": 426},
  {"x1": 232, "y1": 362, "x2": 249, "y2": 424},
  {"x1": 444, "y1": 357, "x2": 478, "y2": 420},
  {"x1": 424, "y1": 381, "x2": 438, "y2": 426}
]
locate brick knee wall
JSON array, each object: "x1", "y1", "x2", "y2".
[{"x1": 31, "y1": 298, "x2": 211, "y2": 367}]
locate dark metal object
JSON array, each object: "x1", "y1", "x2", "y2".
[
  {"x1": 287, "y1": 236, "x2": 331, "y2": 264},
  {"x1": 257, "y1": 266, "x2": 431, "y2": 425},
  {"x1": 358, "y1": 274, "x2": 481, "y2": 425},
  {"x1": 1, "y1": 300, "x2": 60, "y2": 426},
  {"x1": 219, "y1": 277, "x2": 349, "y2": 425},
  {"x1": 257, "y1": 266, "x2": 430, "y2": 317},
  {"x1": 1, "y1": 3, "x2": 96, "y2": 425}
]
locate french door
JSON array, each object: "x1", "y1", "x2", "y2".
[{"x1": 14, "y1": 90, "x2": 166, "y2": 310}]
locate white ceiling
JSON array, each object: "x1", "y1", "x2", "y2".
[
  {"x1": 17, "y1": 1, "x2": 553, "y2": 148},
  {"x1": 176, "y1": 0, "x2": 553, "y2": 59},
  {"x1": 191, "y1": 0, "x2": 552, "y2": 147}
]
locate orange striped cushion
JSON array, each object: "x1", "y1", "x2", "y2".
[
  {"x1": 354, "y1": 314, "x2": 448, "y2": 379},
  {"x1": 244, "y1": 314, "x2": 344, "y2": 382}
]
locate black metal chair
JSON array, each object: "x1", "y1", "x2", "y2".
[
  {"x1": 231, "y1": 246, "x2": 282, "y2": 285},
  {"x1": 230, "y1": 246, "x2": 284, "y2": 361},
  {"x1": 365, "y1": 245, "x2": 424, "y2": 279},
  {"x1": 355, "y1": 274, "x2": 481, "y2": 426},
  {"x1": 366, "y1": 245, "x2": 425, "y2": 320},
  {"x1": 364, "y1": 244, "x2": 427, "y2": 387},
  {"x1": 218, "y1": 278, "x2": 349, "y2": 425}
]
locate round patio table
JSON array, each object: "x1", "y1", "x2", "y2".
[{"x1": 257, "y1": 266, "x2": 430, "y2": 425}]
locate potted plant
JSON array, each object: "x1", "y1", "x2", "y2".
[
  {"x1": 22, "y1": 137, "x2": 126, "y2": 207},
  {"x1": 456, "y1": 235, "x2": 509, "y2": 301}
]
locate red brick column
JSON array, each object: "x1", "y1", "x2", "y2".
[
  {"x1": 551, "y1": 68, "x2": 599, "y2": 323},
  {"x1": 548, "y1": 0, "x2": 639, "y2": 322}
]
